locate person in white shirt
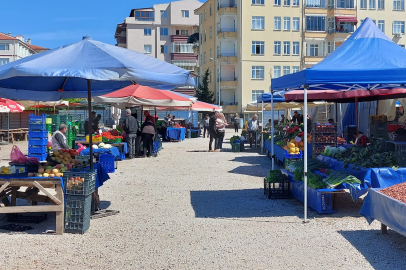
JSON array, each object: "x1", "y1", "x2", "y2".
[
  {"x1": 200, "y1": 114, "x2": 210, "y2": 138},
  {"x1": 216, "y1": 113, "x2": 227, "y2": 151},
  {"x1": 52, "y1": 124, "x2": 70, "y2": 150}
]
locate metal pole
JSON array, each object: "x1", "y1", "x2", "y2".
[
  {"x1": 271, "y1": 91, "x2": 275, "y2": 170},
  {"x1": 355, "y1": 97, "x2": 359, "y2": 136},
  {"x1": 87, "y1": 80, "x2": 93, "y2": 170},
  {"x1": 7, "y1": 111, "x2": 10, "y2": 144},
  {"x1": 304, "y1": 85, "x2": 309, "y2": 223},
  {"x1": 261, "y1": 100, "x2": 264, "y2": 153},
  {"x1": 218, "y1": 62, "x2": 221, "y2": 106}
]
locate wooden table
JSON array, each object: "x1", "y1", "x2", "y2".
[
  {"x1": 0, "y1": 177, "x2": 64, "y2": 235},
  {"x1": 0, "y1": 128, "x2": 29, "y2": 144}
]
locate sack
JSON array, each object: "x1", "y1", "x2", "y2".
[
  {"x1": 77, "y1": 143, "x2": 87, "y2": 154},
  {"x1": 10, "y1": 145, "x2": 40, "y2": 164}
]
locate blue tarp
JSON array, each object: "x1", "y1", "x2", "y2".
[
  {"x1": 80, "y1": 147, "x2": 120, "y2": 157},
  {"x1": 0, "y1": 37, "x2": 194, "y2": 101},
  {"x1": 271, "y1": 18, "x2": 406, "y2": 91},
  {"x1": 89, "y1": 163, "x2": 110, "y2": 189},
  {"x1": 360, "y1": 189, "x2": 406, "y2": 237},
  {"x1": 166, "y1": 127, "x2": 186, "y2": 141},
  {"x1": 257, "y1": 93, "x2": 285, "y2": 103},
  {"x1": 264, "y1": 141, "x2": 312, "y2": 162},
  {"x1": 342, "y1": 103, "x2": 356, "y2": 129}
]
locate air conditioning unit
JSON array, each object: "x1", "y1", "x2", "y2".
[{"x1": 394, "y1": 33, "x2": 402, "y2": 38}]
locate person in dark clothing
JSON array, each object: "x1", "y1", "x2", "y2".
[
  {"x1": 140, "y1": 114, "x2": 156, "y2": 158},
  {"x1": 208, "y1": 112, "x2": 219, "y2": 152},
  {"x1": 92, "y1": 114, "x2": 101, "y2": 132},
  {"x1": 124, "y1": 109, "x2": 139, "y2": 159},
  {"x1": 234, "y1": 113, "x2": 239, "y2": 133},
  {"x1": 291, "y1": 111, "x2": 303, "y2": 124},
  {"x1": 84, "y1": 111, "x2": 96, "y2": 135}
]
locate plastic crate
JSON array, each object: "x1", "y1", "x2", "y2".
[
  {"x1": 98, "y1": 154, "x2": 115, "y2": 173},
  {"x1": 28, "y1": 153, "x2": 48, "y2": 161},
  {"x1": 28, "y1": 145, "x2": 47, "y2": 154},
  {"x1": 386, "y1": 141, "x2": 406, "y2": 157},
  {"x1": 29, "y1": 123, "x2": 46, "y2": 131},
  {"x1": 28, "y1": 137, "x2": 48, "y2": 146},
  {"x1": 113, "y1": 138, "x2": 122, "y2": 143},
  {"x1": 29, "y1": 114, "x2": 47, "y2": 123},
  {"x1": 64, "y1": 194, "x2": 91, "y2": 234},
  {"x1": 29, "y1": 130, "x2": 48, "y2": 138},
  {"x1": 264, "y1": 177, "x2": 291, "y2": 199},
  {"x1": 231, "y1": 143, "x2": 240, "y2": 152},
  {"x1": 388, "y1": 132, "x2": 406, "y2": 141},
  {"x1": 63, "y1": 168, "x2": 97, "y2": 195},
  {"x1": 285, "y1": 150, "x2": 302, "y2": 159}
]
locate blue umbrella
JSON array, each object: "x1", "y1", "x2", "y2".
[{"x1": 0, "y1": 36, "x2": 195, "y2": 168}]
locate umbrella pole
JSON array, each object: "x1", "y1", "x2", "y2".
[
  {"x1": 304, "y1": 85, "x2": 309, "y2": 223},
  {"x1": 261, "y1": 100, "x2": 264, "y2": 153},
  {"x1": 271, "y1": 91, "x2": 274, "y2": 170},
  {"x1": 8, "y1": 111, "x2": 10, "y2": 144},
  {"x1": 355, "y1": 97, "x2": 359, "y2": 136},
  {"x1": 87, "y1": 80, "x2": 93, "y2": 170}
]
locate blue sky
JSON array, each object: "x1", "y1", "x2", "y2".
[{"x1": 1, "y1": 0, "x2": 203, "y2": 49}]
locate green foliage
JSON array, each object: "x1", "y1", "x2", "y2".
[
  {"x1": 335, "y1": 145, "x2": 396, "y2": 169},
  {"x1": 195, "y1": 68, "x2": 215, "y2": 104},
  {"x1": 294, "y1": 169, "x2": 303, "y2": 182},
  {"x1": 230, "y1": 135, "x2": 240, "y2": 145},
  {"x1": 241, "y1": 130, "x2": 248, "y2": 137},
  {"x1": 307, "y1": 172, "x2": 326, "y2": 189},
  {"x1": 266, "y1": 170, "x2": 287, "y2": 183},
  {"x1": 324, "y1": 171, "x2": 361, "y2": 188}
]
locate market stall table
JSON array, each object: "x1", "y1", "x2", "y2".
[
  {"x1": 0, "y1": 177, "x2": 64, "y2": 234},
  {"x1": 166, "y1": 127, "x2": 186, "y2": 141},
  {"x1": 0, "y1": 128, "x2": 28, "y2": 144}
]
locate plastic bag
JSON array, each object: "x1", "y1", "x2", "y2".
[
  {"x1": 77, "y1": 143, "x2": 87, "y2": 154},
  {"x1": 11, "y1": 145, "x2": 28, "y2": 164}
]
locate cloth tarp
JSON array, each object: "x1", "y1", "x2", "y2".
[
  {"x1": 87, "y1": 163, "x2": 110, "y2": 189},
  {"x1": 80, "y1": 147, "x2": 120, "y2": 157},
  {"x1": 166, "y1": 127, "x2": 186, "y2": 141},
  {"x1": 360, "y1": 189, "x2": 406, "y2": 237}
]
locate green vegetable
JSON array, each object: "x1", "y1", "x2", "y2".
[
  {"x1": 324, "y1": 170, "x2": 361, "y2": 188},
  {"x1": 294, "y1": 169, "x2": 303, "y2": 182},
  {"x1": 335, "y1": 145, "x2": 396, "y2": 169},
  {"x1": 230, "y1": 135, "x2": 240, "y2": 145},
  {"x1": 266, "y1": 170, "x2": 287, "y2": 183},
  {"x1": 307, "y1": 172, "x2": 326, "y2": 189}
]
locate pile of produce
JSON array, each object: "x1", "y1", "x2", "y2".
[
  {"x1": 324, "y1": 171, "x2": 361, "y2": 188},
  {"x1": 98, "y1": 143, "x2": 112, "y2": 149},
  {"x1": 287, "y1": 158, "x2": 329, "y2": 173},
  {"x1": 29, "y1": 164, "x2": 68, "y2": 178},
  {"x1": 380, "y1": 182, "x2": 406, "y2": 204},
  {"x1": 230, "y1": 135, "x2": 240, "y2": 145},
  {"x1": 50, "y1": 150, "x2": 80, "y2": 167},
  {"x1": 334, "y1": 145, "x2": 397, "y2": 169},
  {"x1": 0, "y1": 166, "x2": 25, "y2": 175},
  {"x1": 66, "y1": 176, "x2": 86, "y2": 190},
  {"x1": 322, "y1": 146, "x2": 346, "y2": 158},
  {"x1": 283, "y1": 139, "x2": 304, "y2": 154},
  {"x1": 266, "y1": 170, "x2": 287, "y2": 183},
  {"x1": 101, "y1": 131, "x2": 123, "y2": 141}
]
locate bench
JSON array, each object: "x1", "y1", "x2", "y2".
[{"x1": 0, "y1": 128, "x2": 29, "y2": 144}]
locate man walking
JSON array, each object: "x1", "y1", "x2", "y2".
[
  {"x1": 247, "y1": 114, "x2": 258, "y2": 148},
  {"x1": 208, "y1": 112, "x2": 219, "y2": 152},
  {"x1": 162, "y1": 113, "x2": 172, "y2": 141},
  {"x1": 201, "y1": 114, "x2": 210, "y2": 138},
  {"x1": 125, "y1": 109, "x2": 139, "y2": 159}
]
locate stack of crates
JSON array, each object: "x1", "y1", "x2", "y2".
[
  {"x1": 51, "y1": 115, "x2": 60, "y2": 133},
  {"x1": 28, "y1": 114, "x2": 48, "y2": 161},
  {"x1": 66, "y1": 124, "x2": 75, "y2": 148},
  {"x1": 370, "y1": 115, "x2": 388, "y2": 139},
  {"x1": 46, "y1": 116, "x2": 53, "y2": 135},
  {"x1": 63, "y1": 168, "x2": 97, "y2": 234}
]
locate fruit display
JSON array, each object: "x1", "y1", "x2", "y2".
[
  {"x1": 98, "y1": 143, "x2": 112, "y2": 149},
  {"x1": 312, "y1": 124, "x2": 337, "y2": 158},
  {"x1": 50, "y1": 150, "x2": 80, "y2": 167},
  {"x1": 380, "y1": 182, "x2": 406, "y2": 204},
  {"x1": 101, "y1": 131, "x2": 123, "y2": 141},
  {"x1": 66, "y1": 176, "x2": 85, "y2": 190},
  {"x1": 321, "y1": 146, "x2": 346, "y2": 158},
  {"x1": 0, "y1": 166, "x2": 25, "y2": 175},
  {"x1": 283, "y1": 139, "x2": 301, "y2": 155},
  {"x1": 29, "y1": 163, "x2": 69, "y2": 178},
  {"x1": 334, "y1": 145, "x2": 397, "y2": 169}
]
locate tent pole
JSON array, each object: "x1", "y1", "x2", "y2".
[
  {"x1": 304, "y1": 85, "x2": 309, "y2": 223},
  {"x1": 7, "y1": 111, "x2": 10, "y2": 144},
  {"x1": 256, "y1": 100, "x2": 258, "y2": 149},
  {"x1": 271, "y1": 91, "x2": 274, "y2": 170},
  {"x1": 87, "y1": 80, "x2": 93, "y2": 170},
  {"x1": 261, "y1": 100, "x2": 264, "y2": 153},
  {"x1": 355, "y1": 97, "x2": 359, "y2": 136}
]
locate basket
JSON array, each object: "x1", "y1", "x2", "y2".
[
  {"x1": 28, "y1": 145, "x2": 47, "y2": 154},
  {"x1": 370, "y1": 115, "x2": 387, "y2": 122},
  {"x1": 29, "y1": 114, "x2": 47, "y2": 123},
  {"x1": 64, "y1": 194, "x2": 91, "y2": 234},
  {"x1": 98, "y1": 154, "x2": 115, "y2": 173},
  {"x1": 63, "y1": 168, "x2": 97, "y2": 195},
  {"x1": 285, "y1": 150, "x2": 302, "y2": 159},
  {"x1": 28, "y1": 153, "x2": 48, "y2": 161},
  {"x1": 28, "y1": 137, "x2": 48, "y2": 146},
  {"x1": 264, "y1": 177, "x2": 291, "y2": 199},
  {"x1": 386, "y1": 141, "x2": 406, "y2": 158},
  {"x1": 46, "y1": 117, "x2": 52, "y2": 124},
  {"x1": 231, "y1": 143, "x2": 240, "y2": 152},
  {"x1": 28, "y1": 130, "x2": 48, "y2": 138},
  {"x1": 86, "y1": 135, "x2": 102, "y2": 142},
  {"x1": 113, "y1": 138, "x2": 122, "y2": 143}
]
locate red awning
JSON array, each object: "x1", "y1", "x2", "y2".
[{"x1": 335, "y1": 16, "x2": 358, "y2": 24}]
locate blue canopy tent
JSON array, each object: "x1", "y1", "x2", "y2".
[
  {"x1": 271, "y1": 18, "x2": 406, "y2": 222},
  {"x1": 0, "y1": 36, "x2": 194, "y2": 168}
]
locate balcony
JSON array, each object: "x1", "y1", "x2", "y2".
[
  {"x1": 218, "y1": 52, "x2": 237, "y2": 63},
  {"x1": 219, "y1": 77, "x2": 238, "y2": 88},
  {"x1": 115, "y1": 37, "x2": 127, "y2": 48},
  {"x1": 217, "y1": 2, "x2": 237, "y2": 15},
  {"x1": 217, "y1": 28, "x2": 237, "y2": 39},
  {"x1": 222, "y1": 104, "x2": 238, "y2": 113},
  {"x1": 193, "y1": 43, "x2": 199, "y2": 54}
]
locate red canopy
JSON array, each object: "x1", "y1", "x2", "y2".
[
  {"x1": 284, "y1": 89, "x2": 406, "y2": 103},
  {"x1": 335, "y1": 16, "x2": 358, "y2": 24},
  {"x1": 0, "y1": 98, "x2": 25, "y2": 113}
]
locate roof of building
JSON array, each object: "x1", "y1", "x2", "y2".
[
  {"x1": 0, "y1": 32, "x2": 18, "y2": 40},
  {"x1": 0, "y1": 32, "x2": 49, "y2": 52},
  {"x1": 26, "y1": 44, "x2": 49, "y2": 51}
]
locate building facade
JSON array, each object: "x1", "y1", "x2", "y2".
[
  {"x1": 0, "y1": 33, "x2": 48, "y2": 66},
  {"x1": 114, "y1": 0, "x2": 203, "y2": 96},
  {"x1": 195, "y1": 0, "x2": 406, "y2": 118}
]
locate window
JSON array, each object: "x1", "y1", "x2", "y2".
[
  {"x1": 336, "y1": 0, "x2": 355, "y2": 8},
  {"x1": 204, "y1": 52, "x2": 206, "y2": 64},
  {"x1": 306, "y1": 16, "x2": 326, "y2": 31},
  {"x1": 274, "y1": 41, "x2": 281, "y2": 54},
  {"x1": 204, "y1": 31, "x2": 207, "y2": 42},
  {"x1": 172, "y1": 43, "x2": 194, "y2": 53},
  {"x1": 393, "y1": 0, "x2": 405, "y2": 9},
  {"x1": 283, "y1": 66, "x2": 290, "y2": 75},
  {"x1": 274, "y1": 17, "x2": 281, "y2": 30},
  {"x1": 160, "y1": 10, "x2": 168, "y2": 18},
  {"x1": 181, "y1": 29, "x2": 189, "y2": 36},
  {"x1": 393, "y1": 21, "x2": 405, "y2": 33},
  {"x1": 135, "y1": 11, "x2": 154, "y2": 21},
  {"x1": 252, "y1": 66, "x2": 265, "y2": 79},
  {"x1": 309, "y1": 44, "x2": 319, "y2": 56},
  {"x1": 292, "y1": 42, "x2": 300, "y2": 55},
  {"x1": 252, "y1": 90, "x2": 265, "y2": 102},
  {"x1": 283, "y1": 17, "x2": 291, "y2": 30},
  {"x1": 210, "y1": 4, "x2": 213, "y2": 15},
  {"x1": 252, "y1": 41, "x2": 265, "y2": 55},
  {"x1": 283, "y1": 41, "x2": 290, "y2": 55},
  {"x1": 182, "y1": 10, "x2": 189, "y2": 17},
  {"x1": 144, "y1": 45, "x2": 152, "y2": 54},
  {"x1": 327, "y1": 41, "x2": 332, "y2": 53},
  {"x1": 292, "y1": 66, "x2": 300, "y2": 73},
  {"x1": 370, "y1": 0, "x2": 376, "y2": 8},
  {"x1": 360, "y1": 0, "x2": 367, "y2": 8},
  {"x1": 160, "y1": 45, "x2": 168, "y2": 53},
  {"x1": 199, "y1": 55, "x2": 202, "y2": 66},
  {"x1": 252, "y1": 16, "x2": 265, "y2": 30},
  {"x1": 284, "y1": 0, "x2": 291, "y2": 5},
  {"x1": 210, "y1": 49, "x2": 213, "y2": 59},
  {"x1": 252, "y1": 0, "x2": 265, "y2": 4},
  {"x1": 378, "y1": 0, "x2": 385, "y2": 8},
  {"x1": 275, "y1": 0, "x2": 281, "y2": 5},
  {"x1": 144, "y1": 28, "x2": 152, "y2": 36},
  {"x1": 217, "y1": 46, "x2": 220, "y2": 58},
  {"x1": 204, "y1": 10, "x2": 206, "y2": 20},
  {"x1": 305, "y1": 0, "x2": 326, "y2": 7},
  {"x1": 160, "y1": 28, "x2": 169, "y2": 36},
  {"x1": 210, "y1": 27, "x2": 213, "y2": 38},
  {"x1": 210, "y1": 71, "x2": 212, "y2": 83},
  {"x1": 292, "y1": 17, "x2": 300, "y2": 31},
  {"x1": 0, "y1": 58, "x2": 9, "y2": 65},
  {"x1": 172, "y1": 60, "x2": 197, "y2": 71},
  {"x1": 273, "y1": 66, "x2": 281, "y2": 78},
  {"x1": 378, "y1": 20, "x2": 385, "y2": 32},
  {"x1": 293, "y1": 0, "x2": 300, "y2": 5}
]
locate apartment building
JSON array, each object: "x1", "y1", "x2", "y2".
[
  {"x1": 0, "y1": 33, "x2": 48, "y2": 66},
  {"x1": 114, "y1": 0, "x2": 202, "y2": 95},
  {"x1": 195, "y1": 0, "x2": 406, "y2": 117}
]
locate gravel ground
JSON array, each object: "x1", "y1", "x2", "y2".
[{"x1": 0, "y1": 131, "x2": 405, "y2": 270}]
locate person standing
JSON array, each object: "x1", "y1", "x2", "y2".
[
  {"x1": 124, "y1": 109, "x2": 139, "y2": 159},
  {"x1": 51, "y1": 124, "x2": 70, "y2": 150},
  {"x1": 208, "y1": 112, "x2": 219, "y2": 152},
  {"x1": 247, "y1": 115, "x2": 258, "y2": 148},
  {"x1": 201, "y1": 114, "x2": 210, "y2": 138},
  {"x1": 162, "y1": 113, "x2": 172, "y2": 141},
  {"x1": 234, "y1": 113, "x2": 240, "y2": 133},
  {"x1": 141, "y1": 115, "x2": 156, "y2": 158},
  {"x1": 216, "y1": 113, "x2": 227, "y2": 151},
  {"x1": 280, "y1": 114, "x2": 288, "y2": 125},
  {"x1": 84, "y1": 111, "x2": 96, "y2": 135},
  {"x1": 291, "y1": 111, "x2": 303, "y2": 124}
]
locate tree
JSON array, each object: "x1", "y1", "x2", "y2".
[{"x1": 195, "y1": 68, "x2": 215, "y2": 104}]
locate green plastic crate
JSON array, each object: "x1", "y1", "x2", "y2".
[{"x1": 231, "y1": 143, "x2": 240, "y2": 152}]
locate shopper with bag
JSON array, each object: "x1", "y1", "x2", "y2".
[
  {"x1": 247, "y1": 115, "x2": 258, "y2": 148},
  {"x1": 124, "y1": 109, "x2": 139, "y2": 159}
]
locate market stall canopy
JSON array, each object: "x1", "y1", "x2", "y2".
[
  {"x1": 0, "y1": 36, "x2": 195, "y2": 101},
  {"x1": 271, "y1": 18, "x2": 406, "y2": 91},
  {"x1": 156, "y1": 101, "x2": 222, "y2": 112},
  {"x1": 18, "y1": 100, "x2": 69, "y2": 108},
  {"x1": 0, "y1": 98, "x2": 25, "y2": 113},
  {"x1": 244, "y1": 100, "x2": 332, "y2": 111},
  {"x1": 161, "y1": 90, "x2": 198, "y2": 102},
  {"x1": 93, "y1": 84, "x2": 193, "y2": 108}
]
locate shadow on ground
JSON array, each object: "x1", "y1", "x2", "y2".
[
  {"x1": 338, "y1": 230, "x2": 406, "y2": 270},
  {"x1": 230, "y1": 156, "x2": 268, "y2": 165},
  {"x1": 228, "y1": 165, "x2": 269, "y2": 177}
]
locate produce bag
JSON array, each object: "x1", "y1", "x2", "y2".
[
  {"x1": 10, "y1": 145, "x2": 40, "y2": 164},
  {"x1": 77, "y1": 143, "x2": 87, "y2": 154}
]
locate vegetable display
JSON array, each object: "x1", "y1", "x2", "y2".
[
  {"x1": 230, "y1": 135, "x2": 240, "y2": 145},
  {"x1": 380, "y1": 182, "x2": 406, "y2": 204},
  {"x1": 322, "y1": 146, "x2": 346, "y2": 158},
  {"x1": 324, "y1": 171, "x2": 361, "y2": 188},
  {"x1": 334, "y1": 145, "x2": 397, "y2": 169},
  {"x1": 266, "y1": 170, "x2": 287, "y2": 183}
]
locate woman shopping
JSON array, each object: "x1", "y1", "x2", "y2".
[
  {"x1": 216, "y1": 113, "x2": 227, "y2": 151},
  {"x1": 140, "y1": 112, "x2": 156, "y2": 158}
]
